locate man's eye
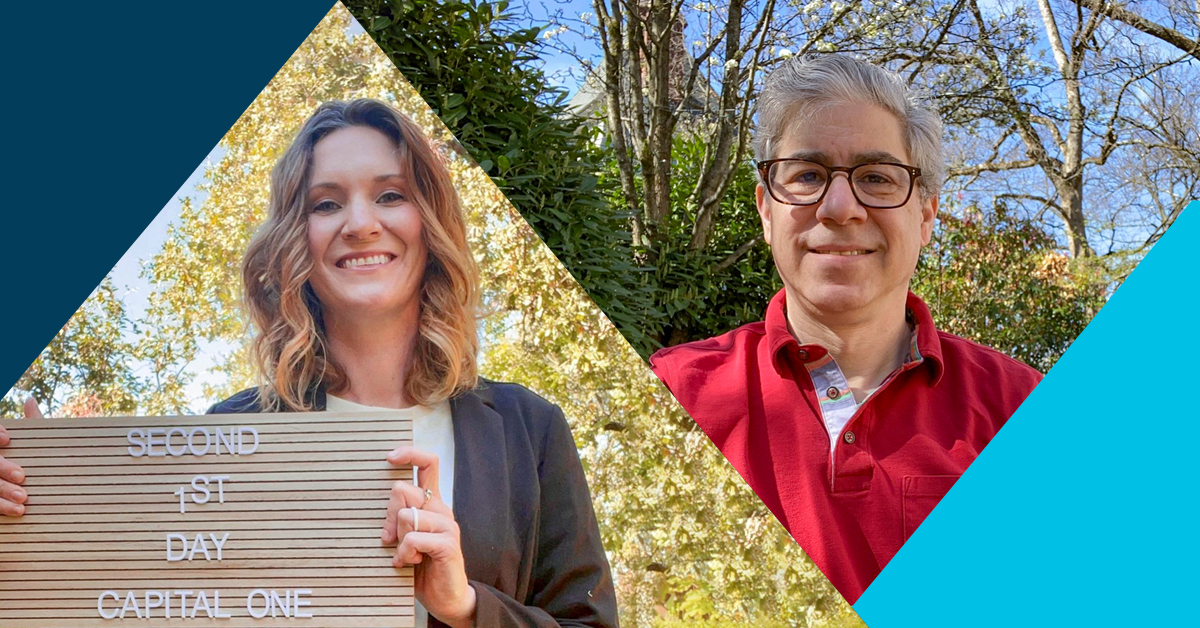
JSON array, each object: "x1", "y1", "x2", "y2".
[
  {"x1": 378, "y1": 191, "x2": 407, "y2": 204},
  {"x1": 858, "y1": 171, "x2": 897, "y2": 185},
  {"x1": 792, "y1": 170, "x2": 824, "y2": 184},
  {"x1": 312, "y1": 200, "x2": 340, "y2": 213}
]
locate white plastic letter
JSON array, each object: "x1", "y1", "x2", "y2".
[
  {"x1": 166, "y1": 534, "x2": 187, "y2": 561},
  {"x1": 293, "y1": 589, "x2": 313, "y2": 618},
  {"x1": 212, "y1": 475, "x2": 230, "y2": 503},
  {"x1": 215, "y1": 427, "x2": 234, "y2": 455},
  {"x1": 187, "y1": 427, "x2": 211, "y2": 456},
  {"x1": 146, "y1": 428, "x2": 166, "y2": 457},
  {"x1": 237, "y1": 427, "x2": 259, "y2": 455},
  {"x1": 191, "y1": 591, "x2": 213, "y2": 619},
  {"x1": 120, "y1": 591, "x2": 141, "y2": 619},
  {"x1": 144, "y1": 591, "x2": 165, "y2": 618},
  {"x1": 213, "y1": 590, "x2": 232, "y2": 618},
  {"x1": 269, "y1": 590, "x2": 291, "y2": 618},
  {"x1": 188, "y1": 534, "x2": 211, "y2": 561},
  {"x1": 210, "y1": 533, "x2": 229, "y2": 561},
  {"x1": 127, "y1": 429, "x2": 148, "y2": 457},
  {"x1": 191, "y1": 476, "x2": 212, "y2": 505},
  {"x1": 97, "y1": 591, "x2": 120, "y2": 619},
  {"x1": 246, "y1": 590, "x2": 270, "y2": 619},
  {"x1": 165, "y1": 428, "x2": 187, "y2": 457}
]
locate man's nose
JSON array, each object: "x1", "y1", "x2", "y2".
[
  {"x1": 815, "y1": 173, "x2": 868, "y2": 225},
  {"x1": 342, "y1": 196, "x2": 382, "y2": 238}
]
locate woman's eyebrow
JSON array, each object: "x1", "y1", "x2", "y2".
[{"x1": 310, "y1": 174, "x2": 404, "y2": 191}]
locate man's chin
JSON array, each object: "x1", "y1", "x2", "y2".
[{"x1": 793, "y1": 285, "x2": 876, "y2": 317}]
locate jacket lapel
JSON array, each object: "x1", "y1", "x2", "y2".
[{"x1": 449, "y1": 389, "x2": 512, "y2": 588}]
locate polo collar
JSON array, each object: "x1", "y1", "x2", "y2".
[{"x1": 766, "y1": 288, "x2": 945, "y2": 386}]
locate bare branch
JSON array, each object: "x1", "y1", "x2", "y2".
[
  {"x1": 948, "y1": 159, "x2": 1040, "y2": 177},
  {"x1": 1068, "y1": 0, "x2": 1200, "y2": 62}
]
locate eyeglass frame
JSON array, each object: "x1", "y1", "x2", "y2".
[{"x1": 755, "y1": 159, "x2": 923, "y2": 209}]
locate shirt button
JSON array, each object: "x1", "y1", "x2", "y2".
[
  {"x1": 797, "y1": 349, "x2": 810, "y2": 361},
  {"x1": 827, "y1": 386, "x2": 841, "y2": 399},
  {"x1": 843, "y1": 431, "x2": 856, "y2": 444}
]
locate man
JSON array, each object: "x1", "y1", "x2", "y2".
[{"x1": 649, "y1": 54, "x2": 1042, "y2": 603}]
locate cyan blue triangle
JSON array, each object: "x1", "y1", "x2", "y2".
[
  {"x1": 0, "y1": 1, "x2": 333, "y2": 391},
  {"x1": 855, "y1": 200, "x2": 1200, "y2": 626}
]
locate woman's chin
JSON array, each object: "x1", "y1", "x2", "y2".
[{"x1": 324, "y1": 294, "x2": 420, "y2": 323}]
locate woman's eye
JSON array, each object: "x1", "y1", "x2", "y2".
[
  {"x1": 312, "y1": 200, "x2": 340, "y2": 213},
  {"x1": 378, "y1": 191, "x2": 407, "y2": 204}
]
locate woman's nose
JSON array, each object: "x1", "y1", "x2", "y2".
[{"x1": 341, "y1": 197, "x2": 382, "y2": 238}]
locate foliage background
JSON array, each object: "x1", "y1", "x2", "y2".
[
  {"x1": 3, "y1": 5, "x2": 859, "y2": 628},
  {"x1": 349, "y1": 0, "x2": 1196, "y2": 367}
]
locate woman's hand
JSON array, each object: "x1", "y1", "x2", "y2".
[
  {"x1": 1, "y1": 398, "x2": 42, "y2": 517},
  {"x1": 383, "y1": 447, "x2": 476, "y2": 628}
]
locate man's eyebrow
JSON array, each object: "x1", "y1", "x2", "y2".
[
  {"x1": 781, "y1": 150, "x2": 907, "y2": 165},
  {"x1": 851, "y1": 150, "x2": 905, "y2": 165},
  {"x1": 783, "y1": 149, "x2": 830, "y2": 163}
]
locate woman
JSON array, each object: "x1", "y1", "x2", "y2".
[{"x1": 0, "y1": 99, "x2": 618, "y2": 628}]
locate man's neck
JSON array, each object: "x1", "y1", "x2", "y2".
[{"x1": 785, "y1": 291, "x2": 912, "y2": 402}]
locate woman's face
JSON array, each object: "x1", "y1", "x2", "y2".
[{"x1": 305, "y1": 125, "x2": 428, "y2": 325}]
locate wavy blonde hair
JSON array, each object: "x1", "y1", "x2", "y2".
[{"x1": 243, "y1": 99, "x2": 479, "y2": 411}]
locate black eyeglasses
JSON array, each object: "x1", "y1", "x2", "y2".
[{"x1": 756, "y1": 159, "x2": 922, "y2": 209}]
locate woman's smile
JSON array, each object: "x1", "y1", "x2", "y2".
[{"x1": 336, "y1": 252, "x2": 399, "y2": 269}]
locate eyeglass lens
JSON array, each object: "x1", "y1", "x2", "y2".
[{"x1": 770, "y1": 161, "x2": 912, "y2": 208}]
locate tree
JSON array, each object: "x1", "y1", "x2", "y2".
[
  {"x1": 913, "y1": 203, "x2": 1107, "y2": 372},
  {"x1": 903, "y1": 0, "x2": 1199, "y2": 264},
  {"x1": 345, "y1": 0, "x2": 660, "y2": 352},
  {"x1": 0, "y1": 278, "x2": 141, "y2": 417},
  {"x1": 345, "y1": 2, "x2": 859, "y2": 624},
  {"x1": 1067, "y1": 0, "x2": 1200, "y2": 61}
]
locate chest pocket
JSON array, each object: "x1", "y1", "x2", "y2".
[{"x1": 902, "y1": 475, "x2": 960, "y2": 541}]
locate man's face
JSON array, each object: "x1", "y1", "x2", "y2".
[{"x1": 756, "y1": 101, "x2": 936, "y2": 322}]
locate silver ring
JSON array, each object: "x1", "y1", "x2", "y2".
[
  {"x1": 411, "y1": 506, "x2": 419, "y2": 533},
  {"x1": 423, "y1": 488, "x2": 433, "y2": 507}
]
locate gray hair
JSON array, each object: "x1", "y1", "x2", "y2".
[{"x1": 754, "y1": 54, "x2": 945, "y2": 200}]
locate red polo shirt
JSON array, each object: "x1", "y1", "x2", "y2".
[{"x1": 649, "y1": 289, "x2": 1041, "y2": 603}]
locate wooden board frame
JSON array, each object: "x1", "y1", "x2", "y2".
[{"x1": 0, "y1": 412, "x2": 415, "y2": 627}]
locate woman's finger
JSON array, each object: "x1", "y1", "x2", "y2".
[
  {"x1": 398, "y1": 507, "x2": 456, "y2": 536},
  {"x1": 23, "y1": 398, "x2": 44, "y2": 419},
  {"x1": 0, "y1": 424, "x2": 8, "y2": 446},
  {"x1": 385, "y1": 446, "x2": 440, "y2": 499},
  {"x1": 393, "y1": 509, "x2": 458, "y2": 565},
  {"x1": 0, "y1": 458, "x2": 25, "y2": 485},
  {"x1": 0, "y1": 478, "x2": 27, "y2": 517},
  {"x1": 382, "y1": 480, "x2": 425, "y2": 544},
  {"x1": 393, "y1": 531, "x2": 460, "y2": 567},
  {"x1": 0, "y1": 496, "x2": 25, "y2": 517}
]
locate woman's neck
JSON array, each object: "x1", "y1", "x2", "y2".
[{"x1": 323, "y1": 308, "x2": 420, "y2": 409}]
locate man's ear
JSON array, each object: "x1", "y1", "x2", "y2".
[
  {"x1": 756, "y1": 183, "x2": 773, "y2": 247},
  {"x1": 919, "y1": 192, "x2": 937, "y2": 246}
]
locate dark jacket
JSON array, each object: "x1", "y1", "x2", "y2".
[{"x1": 208, "y1": 381, "x2": 619, "y2": 628}]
